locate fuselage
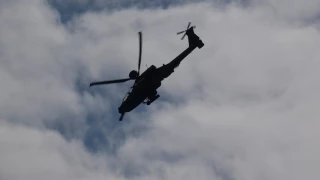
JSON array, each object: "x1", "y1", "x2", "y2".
[
  {"x1": 118, "y1": 65, "x2": 161, "y2": 114},
  {"x1": 118, "y1": 26, "x2": 204, "y2": 114},
  {"x1": 118, "y1": 83, "x2": 150, "y2": 113},
  {"x1": 118, "y1": 46, "x2": 197, "y2": 114}
]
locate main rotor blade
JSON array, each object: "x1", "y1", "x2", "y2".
[
  {"x1": 89, "y1": 78, "x2": 132, "y2": 87},
  {"x1": 187, "y1": 22, "x2": 191, "y2": 29},
  {"x1": 138, "y1": 31, "x2": 142, "y2": 75}
]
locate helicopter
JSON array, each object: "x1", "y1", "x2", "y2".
[{"x1": 89, "y1": 22, "x2": 204, "y2": 121}]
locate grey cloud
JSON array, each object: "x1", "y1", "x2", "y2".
[
  {"x1": 1, "y1": 0, "x2": 320, "y2": 179},
  {"x1": 48, "y1": 0, "x2": 320, "y2": 25},
  {"x1": 48, "y1": 0, "x2": 246, "y2": 23},
  {"x1": 251, "y1": 0, "x2": 320, "y2": 23},
  {"x1": 0, "y1": 121, "x2": 125, "y2": 180}
]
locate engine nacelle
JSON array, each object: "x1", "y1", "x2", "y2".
[{"x1": 129, "y1": 70, "x2": 138, "y2": 79}]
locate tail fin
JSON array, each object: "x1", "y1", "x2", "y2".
[{"x1": 186, "y1": 27, "x2": 204, "y2": 49}]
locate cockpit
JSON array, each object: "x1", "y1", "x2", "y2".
[
  {"x1": 121, "y1": 65, "x2": 157, "y2": 103},
  {"x1": 122, "y1": 86, "x2": 133, "y2": 102}
]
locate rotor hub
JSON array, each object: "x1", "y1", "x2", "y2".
[{"x1": 129, "y1": 70, "x2": 138, "y2": 79}]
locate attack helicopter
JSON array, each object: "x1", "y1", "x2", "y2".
[{"x1": 90, "y1": 22, "x2": 204, "y2": 121}]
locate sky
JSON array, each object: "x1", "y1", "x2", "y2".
[{"x1": 1, "y1": 0, "x2": 320, "y2": 179}]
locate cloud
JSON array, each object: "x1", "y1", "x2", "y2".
[
  {"x1": 48, "y1": 0, "x2": 320, "y2": 24},
  {"x1": 251, "y1": 0, "x2": 320, "y2": 23},
  {"x1": 0, "y1": 120, "x2": 124, "y2": 180},
  {"x1": 48, "y1": 0, "x2": 207, "y2": 23},
  {"x1": 48, "y1": 0, "x2": 247, "y2": 23},
  {"x1": 1, "y1": 0, "x2": 320, "y2": 179}
]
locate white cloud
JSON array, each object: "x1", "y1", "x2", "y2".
[
  {"x1": 252, "y1": 0, "x2": 320, "y2": 22},
  {"x1": 1, "y1": 0, "x2": 320, "y2": 179},
  {"x1": 0, "y1": 121, "x2": 124, "y2": 180}
]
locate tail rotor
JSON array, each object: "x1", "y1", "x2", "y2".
[{"x1": 177, "y1": 22, "x2": 196, "y2": 40}]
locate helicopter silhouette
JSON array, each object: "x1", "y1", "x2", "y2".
[{"x1": 89, "y1": 22, "x2": 204, "y2": 121}]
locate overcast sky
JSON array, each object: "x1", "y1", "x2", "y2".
[{"x1": 1, "y1": 0, "x2": 320, "y2": 179}]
